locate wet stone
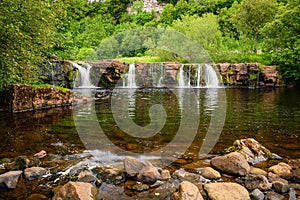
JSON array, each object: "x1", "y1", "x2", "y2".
[
  {"x1": 211, "y1": 152, "x2": 250, "y2": 177},
  {"x1": 172, "y1": 181, "x2": 204, "y2": 200},
  {"x1": 269, "y1": 162, "x2": 292, "y2": 179},
  {"x1": 244, "y1": 174, "x2": 272, "y2": 191},
  {"x1": 92, "y1": 166, "x2": 125, "y2": 185},
  {"x1": 198, "y1": 167, "x2": 221, "y2": 180},
  {"x1": 77, "y1": 170, "x2": 96, "y2": 183},
  {"x1": 251, "y1": 188, "x2": 265, "y2": 200},
  {"x1": 173, "y1": 168, "x2": 209, "y2": 184},
  {"x1": 26, "y1": 193, "x2": 48, "y2": 200},
  {"x1": 0, "y1": 170, "x2": 22, "y2": 189},
  {"x1": 24, "y1": 167, "x2": 48, "y2": 181},
  {"x1": 273, "y1": 181, "x2": 290, "y2": 194},
  {"x1": 266, "y1": 191, "x2": 284, "y2": 200},
  {"x1": 132, "y1": 183, "x2": 149, "y2": 192}
]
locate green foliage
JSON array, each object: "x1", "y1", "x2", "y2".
[
  {"x1": 262, "y1": 0, "x2": 300, "y2": 84},
  {"x1": 229, "y1": 0, "x2": 278, "y2": 52},
  {"x1": 0, "y1": 0, "x2": 59, "y2": 89}
]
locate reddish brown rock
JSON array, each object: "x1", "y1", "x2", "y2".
[
  {"x1": 172, "y1": 181, "x2": 204, "y2": 200},
  {"x1": 211, "y1": 152, "x2": 250, "y2": 176},
  {"x1": 53, "y1": 181, "x2": 95, "y2": 200}
]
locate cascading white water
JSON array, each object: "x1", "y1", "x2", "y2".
[
  {"x1": 196, "y1": 64, "x2": 202, "y2": 88},
  {"x1": 73, "y1": 63, "x2": 95, "y2": 88},
  {"x1": 51, "y1": 63, "x2": 55, "y2": 86},
  {"x1": 123, "y1": 63, "x2": 137, "y2": 88},
  {"x1": 204, "y1": 64, "x2": 219, "y2": 88}
]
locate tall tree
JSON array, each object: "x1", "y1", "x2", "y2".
[
  {"x1": 230, "y1": 0, "x2": 278, "y2": 52},
  {"x1": 262, "y1": 0, "x2": 300, "y2": 84}
]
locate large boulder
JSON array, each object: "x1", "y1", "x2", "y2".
[
  {"x1": 268, "y1": 162, "x2": 292, "y2": 179},
  {"x1": 204, "y1": 182, "x2": 250, "y2": 200},
  {"x1": 227, "y1": 138, "x2": 280, "y2": 164},
  {"x1": 211, "y1": 152, "x2": 250, "y2": 176},
  {"x1": 0, "y1": 171, "x2": 22, "y2": 189},
  {"x1": 53, "y1": 181, "x2": 96, "y2": 200},
  {"x1": 172, "y1": 181, "x2": 204, "y2": 200}
]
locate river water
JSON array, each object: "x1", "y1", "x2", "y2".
[{"x1": 0, "y1": 87, "x2": 299, "y2": 198}]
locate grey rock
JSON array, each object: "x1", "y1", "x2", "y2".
[
  {"x1": 123, "y1": 156, "x2": 144, "y2": 177},
  {"x1": 266, "y1": 191, "x2": 284, "y2": 200},
  {"x1": 173, "y1": 168, "x2": 209, "y2": 184},
  {"x1": 24, "y1": 167, "x2": 48, "y2": 181},
  {"x1": 137, "y1": 161, "x2": 161, "y2": 183},
  {"x1": 251, "y1": 189, "x2": 264, "y2": 200},
  {"x1": 273, "y1": 181, "x2": 290, "y2": 194},
  {"x1": 244, "y1": 174, "x2": 272, "y2": 191},
  {"x1": 0, "y1": 170, "x2": 22, "y2": 189}
]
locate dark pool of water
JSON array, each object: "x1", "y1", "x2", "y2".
[{"x1": 0, "y1": 88, "x2": 299, "y2": 198}]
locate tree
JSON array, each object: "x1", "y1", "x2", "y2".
[
  {"x1": 262, "y1": 0, "x2": 300, "y2": 84},
  {"x1": 0, "y1": 0, "x2": 59, "y2": 89},
  {"x1": 171, "y1": 14, "x2": 224, "y2": 55},
  {"x1": 230, "y1": 0, "x2": 278, "y2": 52}
]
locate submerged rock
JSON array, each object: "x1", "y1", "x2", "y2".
[
  {"x1": 53, "y1": 181, "x2": 96, "y2": 200},
  {"x1": 92, "y1": 166, "x2": 125, "y2": 185},
  {"x1": 266, "y1": 191, "x2": 284, "y2": 200},
  {"x1": 0, "y1": 170, "x2": 22, "y2": 189},
  {"x1": 172, "y1": 181, "x2": 204, "y2": 200},
  {"x1": 24, "y1": 167, "x2": 48, "y2": 181},
  {"x1": 211, "y1": 152, "x2": 250, "y2": 176},
  {"x1": 173, "y1": 168, "x2": 209, "y2": 184},
  {"x1": 204, "y1": 182, "x2": 250, "y2": 200},
  {"x1": 227, "y1": 138, "x2": 281, "y2": 164},
  {"x1": 123, "y1": 156, "x2": 161, "y2": 184},
  {"x1": 27, "y1": 193, "x2": 48, "y2": 200},
  {"x1": 272, "y1": 181, "x2": 290, "y2": 194},
  {"x1": 77, "y1": 170, "x2": 96, "y2": 183},
  {"x1": 268, "y1": 162, "x2": 292, "y2": 179},
  {"x1": 15, "y1": 156, "x2": 41, "y2": 170}
]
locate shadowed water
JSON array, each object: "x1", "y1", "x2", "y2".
[{"x1": 0, "y1": 88, "x2": 299, "y2": 198}]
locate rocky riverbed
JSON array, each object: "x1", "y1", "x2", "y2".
[{"x1": 0, "y1": 138, "x2": 299, "y2": 199}]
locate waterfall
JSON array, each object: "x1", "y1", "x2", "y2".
[
  {"x1": 195, "y1": 64, "x2": 202, "y2": 88},
  {"x1": 51, "y1": 63, "x2": 55, "y2": 86},
  {"x1": 204, "y1": 64, "x2": 219, "y2": 88},
  {"x1": 73, "y1": 63, "x2": 95, "y2": 88},
  {"x1": 178, "y1": 65, "x2": 192, "y2": 88},
  {"x1": 123, "y1": 63, "x2": 137, "y2": 88}
]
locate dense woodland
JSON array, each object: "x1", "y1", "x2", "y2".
[{"x1": 0, "y1": 0, "x2": 299, "y2": 89}]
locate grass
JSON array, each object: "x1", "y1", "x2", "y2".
[{"x1": 31, "y1": 84, "x2": 69, "y2": 92}]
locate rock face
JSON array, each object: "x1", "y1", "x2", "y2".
[
  {"x1": 0, "y1": 171, "x2": 22, "y2": 189},
  {"x1": 211, "y1": 152, "x2": 250, "y2": 176},
  {"x1": 0, "y1": 84, "x2": 73, "y2": 112},
  {"x1": 24, "y1": 167, "x2": 48, "y2": 181},
  {"x1": 204, "y1": 182, "x2": 250, "y2": 200},
  {"x1": 53, "y1": 181, "x2": 95, "y2": 200},
  {"x1": 172, "y1": 181, "x2": 204, "y2": 200},
  {"x1": 228, "y1": 138, "x2": 278, "y2": 164}
]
